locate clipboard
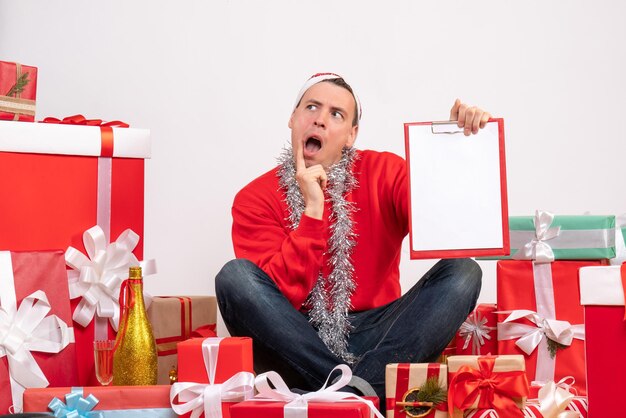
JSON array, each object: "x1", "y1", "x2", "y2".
[{"x1": 404, "y1": 118, "x2": 509, "y2": 259}]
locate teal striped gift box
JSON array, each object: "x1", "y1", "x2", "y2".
[{"x1": 480, "y1": 210, "x2": 616, "y2": 261}]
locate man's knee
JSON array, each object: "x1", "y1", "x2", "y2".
[
  {"x1": 215, "y1": 259, "x2": 260, "y2": 302},
  {"x1": 442, "y1": 258, "x2": 482, "y2": 296}
]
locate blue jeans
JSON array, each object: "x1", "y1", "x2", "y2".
[{"x1": 215, "y1": 258, "x2": 481, "y2": 403}]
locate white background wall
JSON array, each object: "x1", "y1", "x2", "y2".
[{"x1": 2, "y1": 1, "x2": 625, "y2": 333}]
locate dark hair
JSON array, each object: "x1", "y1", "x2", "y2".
[
  {"x1": 322, "y1": 78, "x2": 359, "y2": 127},
  {"x1": 296, "y1": 77, "x2": 360, "y2": 127}
]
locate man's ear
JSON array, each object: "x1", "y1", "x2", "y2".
[
  {"x1": 346, "y1": 125, "x2": 359, "y2": 148},
  {"x1": 288, "y1": 112, "x2": 294, "y2": 129}
]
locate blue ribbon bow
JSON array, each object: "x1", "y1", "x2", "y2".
[{"x1": 48, "y1": 387, "x2": 103, "y2": 418}]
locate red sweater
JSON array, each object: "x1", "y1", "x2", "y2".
[{"x1": 232, "y1": 149, "x2": 409, "y2": 311}]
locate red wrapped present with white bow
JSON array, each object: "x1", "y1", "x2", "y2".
[
  {"x1": 0, "y1": 118, "x2": 152, "y2": 385},
  {"x1": 496, "y1": 260, "x2": 603, "y2": 395},
  {"x1": 579, "y1": 264, "x2": 626, "y2": 417},
  {"x1": 230, "y1": 365, "x2": 382, "y2": 418},
  {"x1": 171, "y1": 337, "x2": 255, "y2": 418},
  {"x1": 0, "y1": 251, "x2": 77, "y2": 414}
]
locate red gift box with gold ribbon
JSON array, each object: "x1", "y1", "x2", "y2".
[
  {"x1": 0, "y1": 251, "x2": 78, "y2": 414},
  {"x1": 0, "y1": 117, "x2": 151, "y2": 386},
  {"x1": 385, "y1": 363, "x2": 448, "y2": 418},
  {"x1": 147, "y1": 296, "x2": 217, "y2": 384},
  {"x1": 447, "y1": 355, "x2": 529, "y2": 418},
  {"x1": 496, "y1": 260, "x2": 604, "y2": 396},
  {"x1": 0, "y1": 61, "x2": 37, "y2": 121}
]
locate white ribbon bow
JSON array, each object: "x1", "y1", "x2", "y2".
[
  {"x1": 0, "y1": 290, "x2": 74, "y2": 413},
  {"x1": 254, "y1": 364, "x2": 384, "y2": 418},
  {"x1": 170, "y1": 373, "x2": 255, "y2": 418},
  {"x1": 531, "y1": 376, "x2": 578, "y2": 397},
  {"x1": 533, "y1": 380, "x2": 580, "y2": 418},
  {"x1": 65, "y1": 225, "x2": 156, "y2": 331},
  {"x1": 513, "y1": 210, "x2": 561, "y2": 263},
  {"x1": 497, "y1": 310, "x2": 584, "y2": 355},
  {"x1": 459, "y1": 310, "x2": 496, "y2": 355},
  {"x1": 170, "y1": 338, "x2": 255, "y2": 418}
]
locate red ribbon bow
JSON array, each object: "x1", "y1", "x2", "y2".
[
  {"x1": 41, "y1": 114, "x2": 129, "y2": 127},
  {"x1": 41, "y1": 114, "x2": 129, "y2": 157},
  {"x1": 448, "y1": 356, "x2": 529, "y2": 418}
]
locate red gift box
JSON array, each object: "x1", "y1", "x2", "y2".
[
  {"x1": 0, "y1": 119, "x2": 151, "y2": 386},
  {"x1": 456, "y1": 303, "x2": 498, "y2": 355},
  {"x1": 23, "y1": 385, "x2": 172, "y2": 415},
  {"x1": 173, "y1": 337, "x2": 255, "y2": 418},
  {"x1": 496, "y1": 260, "x2": 603, "y2": 396},
  {"x1": 0, "y1": 61, "x2": 37, "y2": 121},
  {"x1": 579, "y1": 264, "x2": 626, "y2": 417},
  {"x1": 177, "y1": 337, "x2": 254, "y2": 383},
  {"x1": 230, "y1": 397, "x2": 380, "y2": 418},
  {"x1": 385, "y1": 363, "x2": 447, "y2": 418},
  {"x1": 0, "y1": 251, "x2": 78, "y2": 414},
  {"x1": 230, "y1": 365, "x2": 382, "y2": 418}
]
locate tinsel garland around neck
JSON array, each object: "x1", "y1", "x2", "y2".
[{"x1": 277, "y1": 146, "x2": 359, "y2": 364}]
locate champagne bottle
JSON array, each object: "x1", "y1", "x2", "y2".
[{"x1": 112, "y1": 266, "x2": 157, "y2": 385}]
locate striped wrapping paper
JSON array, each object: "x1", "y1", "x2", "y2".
[{"x1": 463, "y1": 397, "x2": 587, "y2": 417}]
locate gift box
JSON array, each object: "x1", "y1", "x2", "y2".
[
  {"x1": 456, "y1": 303, "x2": 497, "y2": 356},
  {"x1": 447, "y1": 355, "x2": 528, "y2": 418},
  {"x1": 0, "y1": 119, "x2": 151, "y2": 385},
  {"x1": 230, "y1": 397, "x2": 380, "y2": 418},
  {"x1": 172, "y1": 337, "x2": 255, "y2": 418},
  {"x1": 231, "y1": 365, "x2": 381, "y2": 418},
  {"x1": 611, "y1": 213, "x2": 626, "y2": 266},
  {"x1": 480, "y1": 211, "x2": 616, "y2": 261},
  {"x1": 148, "y1": 296, "x2": 217, "y2": 384},
  {"x1": 385, "y1": 363, "x2": 448, "y2": 418},
  {"x1": 0, "y1": 251, "x2": 78, "y2": 414},
  {"x1": 0, "y1": 118, "x2": 150, "y2": 254},
  {"x1": 23, "y1": 385, "x2": 176, "y2": 417},
  {"x1": 0, "y1": 61, "x2": 37, "y2": 121},
  {"x1": 496, "y1": 260, "x2": 603, "y2": 395},
  {"x1": 466, "y1": 398, "x2": 587, "y2": 417},
  {"x1": 177, "y1": 337, "x2": 254, "y2": 383},
  {"x1": 579, "y1": 264, "x2": 626, "y2": 418}
]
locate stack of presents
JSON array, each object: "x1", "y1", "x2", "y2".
[{"x1": 1, "y1": 60, "x2": 625, "y2": 417}]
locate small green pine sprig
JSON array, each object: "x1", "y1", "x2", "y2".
[
  {"x1": 546, "y1": 338, "x2": 568, "y2": 359},
  {"x1": 6, "y1": 72, "x2": 30, "y2": 97},
  {"x1": 414, "y1": 376, "x2": 447, "y2": 405}
]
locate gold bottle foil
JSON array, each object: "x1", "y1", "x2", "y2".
[{"x1": 112, "y1": 267, "x2": 158, "y2": 385}]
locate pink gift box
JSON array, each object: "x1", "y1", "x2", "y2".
[{"x1": 0, "y1": 251, "x2": 78, "y2": 414}]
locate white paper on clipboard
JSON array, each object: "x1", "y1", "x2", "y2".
[{"x1": 405, "y1": 119, "x2": 508, "y2": 258}]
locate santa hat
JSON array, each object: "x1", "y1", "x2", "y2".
[{"x1": 293, "y1": 72, "x2": 362, "y2": 122}]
